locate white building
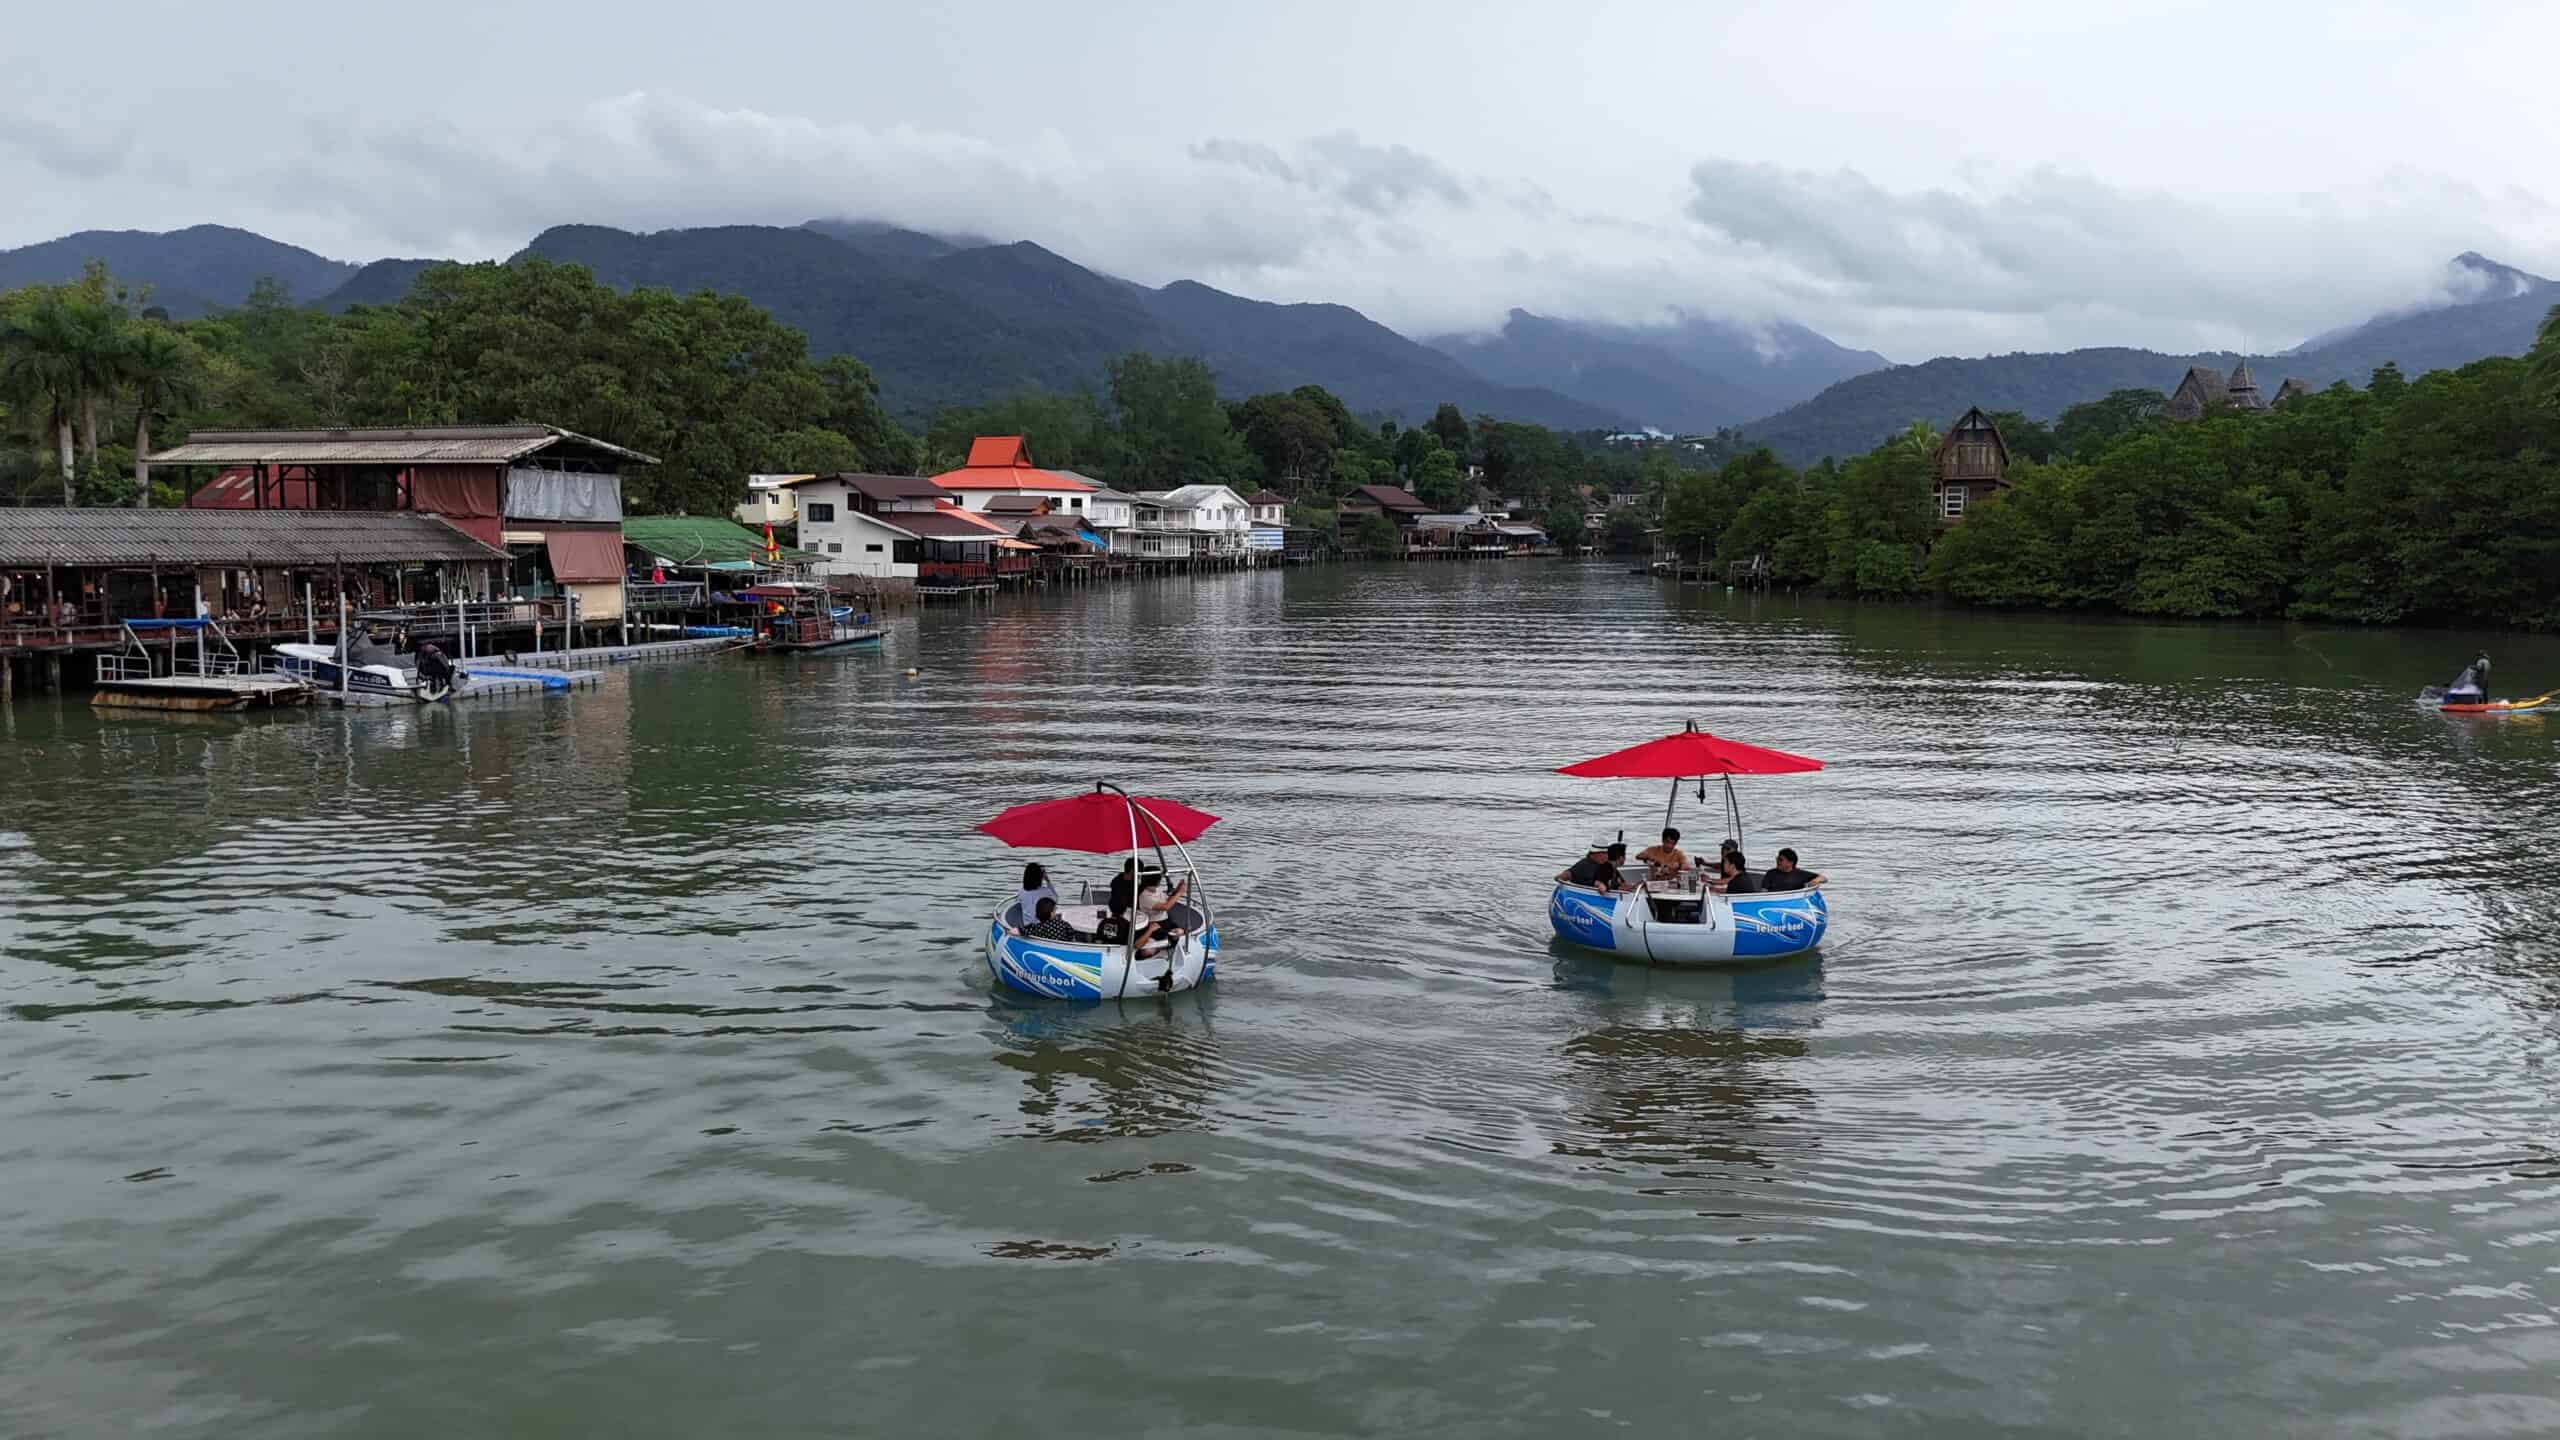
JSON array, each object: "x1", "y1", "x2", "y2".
[
  {"x1": 1080, "y1": 484, "x2": 1136, "y2": 533},
  {"x1": 788, "y1": 473, "x2": 958, "y2": 579},
  {"x1": 1244, "y1": 488, "x2": 1290, "y2": 555},
  {"x1": 734, "y1": 474, "x2": 807, "y2": 527},
  {"x1": 1131, "y1": 484, "x2": 1254, "y2": 559}
]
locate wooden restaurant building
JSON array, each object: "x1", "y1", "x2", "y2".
[
  {"x1": 156, "y1": 423, "x2": 655, "y2": 622},
  {"x1": 0, "y1": 508, "x2": 510, "y2": 699}
]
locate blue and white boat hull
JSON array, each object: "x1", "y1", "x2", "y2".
[
  {"x1": 272, "y1": 643, "x2": 451, "y2": 702},
  {"x1": 1549, "y1": 884, "x2": 1827, "y2": 965},
  {"x1": 985, "y1": 915, "x2": 1218, "y2": 1000}
]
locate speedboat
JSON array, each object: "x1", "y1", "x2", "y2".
[
  {"x1": 1549, "y1": 721, "x2": 1830, "y2": 967},
  {"x1": 273, "y1": 640, "x2": 460, "y2": 701},
  {"x1": 978, "y1": 784, "x2": 1222, "y2": 1000}
]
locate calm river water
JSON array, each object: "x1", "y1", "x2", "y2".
[{"x1": 5, "y1": 563, "x2": 2559, "y2": 1437}]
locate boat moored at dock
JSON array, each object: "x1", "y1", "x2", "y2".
[{"x1": 742, "y1": 582, "x2": 885, "y2": 653}]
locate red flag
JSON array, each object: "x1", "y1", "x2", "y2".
[{"x1": 762, "y1": 522, "x2": 779, "y2": 562}]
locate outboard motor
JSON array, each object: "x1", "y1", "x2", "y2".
[{"x1": 413, "y1": 641, "x2": 459, "y2": 701}]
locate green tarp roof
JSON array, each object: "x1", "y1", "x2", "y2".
[{"x1": 621, "y1": 515, "x2": 821, "y2": 566}]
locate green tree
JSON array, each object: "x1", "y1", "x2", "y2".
[
  {"x1": 2053, "y1": 388, "x2": 2168, "y2": 458},
  {"x1": 0, "y1": 292, "x2": 85, "y2": 500},
  {"x1": 1543, "y1": 501, "x2": 1589, "y2": 552},
  {"x1": 1412, "y1": 440, "x2": 1465, "y2": 511},
  {"x1": 927, "y1": 388, "x2": 1119, "y2": 476},
  {"x1": 1354, "y1": 512, "x2": 1402, "y2": 558},
  {"x1": 1232, "y1": 390, "x2": 1338, "y2": 491},
  {"x1": 1983, "y1": 409, "x2": 2058, "y2": 463},
  {"x1": 2528, "y1": 303, "x2": 2560, "y2": 408},
  {"x1": 1426, "y1": 402, "x2": 1470, "y2": 457},
  {"x1": 1107, "y1": 352, "x2": 1250, "y2": 490},
  {"x1": 121, "y1": 322, "x2": 204, "y2": 507}
]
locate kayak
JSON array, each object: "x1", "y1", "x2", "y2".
[{"x1": 2418, "y1": 688, "x2": 2552, "y2": 715}]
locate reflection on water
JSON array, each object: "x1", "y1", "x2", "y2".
[
  {"x1": 4, "y1": 566, "x2": 2560, "y2": 1437},
  {"x1": 990, "y1": 991, "x2": 1221, "y2": 1143},
  {"x1": 1550, "y1": 958, "x2": 1824, "y2": 1182}
]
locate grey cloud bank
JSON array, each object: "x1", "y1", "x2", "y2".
[{"x1": 3, "y1": 0, "x2": 2553, "y2": 363}]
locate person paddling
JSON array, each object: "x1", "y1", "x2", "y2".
[{"x1": 2445, "y1": 651, "x2": 2491, "y2": 705}]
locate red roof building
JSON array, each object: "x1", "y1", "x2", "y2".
[{"x1": 928, "y1": 436, "x2": 1100, "y2": 517}]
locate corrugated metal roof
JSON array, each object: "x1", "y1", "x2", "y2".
[
  {"x1": 147, "y1": 424, "x2": 658, "y2": 467},
  {"x1": 0, "y1": 509, "x2": 510, "y2": 566},
  {"x1": 622, "y1": 515, "x2": 821, "y2": 565}
]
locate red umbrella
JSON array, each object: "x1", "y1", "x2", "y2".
[
  {"x1": 1558, "y1": 721, "x2": 1822, "y2": 778},
  {"x1": 1558, "y1": 721, "x2": 1820, "y2": 850},
  {"x1": 977, "y1": 785, "x2": 1220, "y2": 854}
]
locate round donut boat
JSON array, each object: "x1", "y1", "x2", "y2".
[
  {"x1": 986, "y1": 899, "x2": 1219, "y2": 1000},
  {"x1": 977, "y1": 783, "x2": 1224, "y2": 1001},
  {"x1": 1550, "y1": 881, "x2": 1827, "y2": 965}
]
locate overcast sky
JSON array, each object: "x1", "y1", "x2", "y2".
[{"x1": 6, "y1": 0, "x2": 2554, "y2": 361}]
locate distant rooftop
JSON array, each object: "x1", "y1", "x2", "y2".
[
  {"x1": 0, "y1": 508, "x2": 508, "y2": 567},
  {"x1": 148, "y1": 423, "x2": 658, "y2": 468}
]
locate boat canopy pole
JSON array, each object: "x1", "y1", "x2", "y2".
[{"x1": 1724, "y1": 774, "x2": 1744, "y2": 854}]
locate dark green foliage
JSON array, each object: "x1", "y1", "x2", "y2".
[
  {"x1": 1106, "y1": 353, "x2": 1255, "y2": 491},
  {"x1": 1354, "y1": 512, "x2": 1403, "y2": 558},
  {"x1": 924, "y1": 389, "x2": 1121, "y2": 475},
  {"x1": 1747, "y1": 260, "x2": 2554, "y2": 462},
  {"x1": 2054, "y1": 389, "x2": 2168, "y2": 458},
  {"x1": 1983, "y1": 409, "x2": 2057, "y2": 463}
]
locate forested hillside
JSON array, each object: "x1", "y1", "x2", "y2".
[
  {"x1": 0, "y1": 225, "x2": 356, "y2": 318},
  {"x1": 1745, "y1": 256, "x2": 2556, "y2": 461}
]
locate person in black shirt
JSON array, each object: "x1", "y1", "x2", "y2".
[
  {"x1": 1711, "y1": 851, "x2": 1759, "y2": 894},
  {"x1": 1107, "y1": 859, "x2": 1143, "y2": 916},
  {"x1": 1761, "y1": 847, "x2": 1825, "y2": 892},
  {"x1": 1557, "y1": 840, "x2": 1628, "y2": 891},
  {"x1": 1022, "y1": 897, "x2": 1091, "y2": 943}
]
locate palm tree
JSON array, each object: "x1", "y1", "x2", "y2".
[
  {"x1": 123, "y1": 324, "x2": 204, "y2": 508},
  {"x1": 60, "y1": 295, "x2": 123, "y2": 469},
  {"x1": 1895, "y1": 420, "x2": 1943, "y2": 463},
  {"x1": 0, "y1": 298, "x2": 84, "y2": 503}
]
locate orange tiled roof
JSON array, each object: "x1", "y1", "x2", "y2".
[{"x1": 930, "y1": 434, "x2": 1098, "y2": 494}]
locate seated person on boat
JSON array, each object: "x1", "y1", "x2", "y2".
[
  {"x1": 1711, "y1": 851, "x2": 1759, "y2": 893},
  {"x1": 2444, "y1": 651, "x2": 2491, "y2": 704},
  {"x1": 1017, "y1": 863, "x2": 1058, "y2": 921},
  {"x1": 1557, "y1": 840, "x2": 1630, "y2": 892},
  {"x1": 1635, "y1": 828, "x2": 1689, "y2": 883},
  {"x1": 1761, "y1": 848, "x2": 1825, "y2": 892},
  {"x1": 1021, "y1": 897, "x2": 1090, "y2": 943}
]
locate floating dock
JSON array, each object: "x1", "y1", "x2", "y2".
[
  {"x1": 477, "y1": 634, "x2": 752, "y2": 670},
  {"x1": 91, "y1": 674, "x2": 315, "y2": 712},
  {"x1": 319, "y1": 667, "x2": 602, "y2": 707}
]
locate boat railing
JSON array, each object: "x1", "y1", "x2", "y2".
[{"x1": 97, "y1": 619, "x2": 251, "y2": 683}]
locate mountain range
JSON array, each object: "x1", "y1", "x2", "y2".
[
  {"x1": 2, "y1": 224, "x2": 2548, "y2": 457},
  {"x1": 1428, "y1": 309, "x2": 1888, "y2": 432},
  {"x1": 1742, "y1": 253, "x2": 2556, "y2": 461},
  {"x1": 0, "y1": 220, "x2": 1884, "y2": 431}
]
